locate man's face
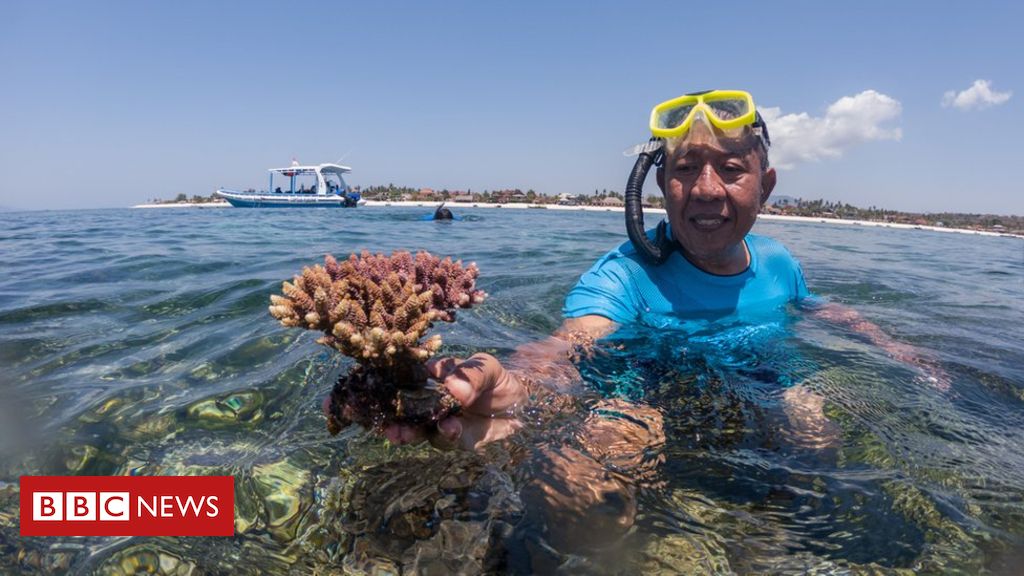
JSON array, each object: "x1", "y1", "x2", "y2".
[{"x1": 657, "y1": 133, "x2": 776, "y2": 269}]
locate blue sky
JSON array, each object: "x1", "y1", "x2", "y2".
[{"x1": 1, "y1": 1, "x2": 1021, "y2": 214}]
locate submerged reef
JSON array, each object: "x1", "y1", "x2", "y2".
[{"x1": 270, "y1": 250, "x2": 486, "y2": 433}]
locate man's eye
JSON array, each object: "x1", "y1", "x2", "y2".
[
  {"x1": 722, "y1": 163, "x2": 746, "y2": 173},
  {"x1": 675, "y1": 164, "x2": 698, "y2": 173}
]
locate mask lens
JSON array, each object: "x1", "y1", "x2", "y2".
[
  {"x1": 657, "y1": 103, "x2": 696, "y2": 130},
  {"x1": 706, "y1": 98, "x2": 750, "y2": 122}
]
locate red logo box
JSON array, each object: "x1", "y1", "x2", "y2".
[{"x1": 20, "y1": 476, "x2": 234, "y2": 536}]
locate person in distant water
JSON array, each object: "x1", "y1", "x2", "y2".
[
  {"x1": 333, "y1": 89, "x2": 948, "y2": 546},
  {"x1": 433, "y1": 203, "x2": 454, "y2": 220}
]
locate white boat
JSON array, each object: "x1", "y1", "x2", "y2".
[{"x1": 216, "y1": 161, "x2": 363, "y2": 208}]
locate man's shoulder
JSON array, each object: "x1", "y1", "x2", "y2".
[
  {"x1": 565, "y1": 237, "x2": 649, "y2": 323},
  {"x1": 748, "y1": 233, "x2": 794, "y2": 256},
  {"x1": 747, "y1": 234, "x2": 801, "y2": 271},
  {"x1": 590, "y1": 237, "x2": 646, "y2": 271},
  {"x1": 747, "y1": 232, "x2": 785, "y2": 249}
]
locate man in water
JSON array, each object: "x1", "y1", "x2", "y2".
[
  {"x1": 433, "y1": 203, "x2": 454, "y2": 220},
  {"x1": 383, "y1": 89, "x2": 935, "y2": 449},
  {"x1": 361, "y1": 89, "x2": 945, "y2": 544}
]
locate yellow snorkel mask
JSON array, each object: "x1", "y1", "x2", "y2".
[
  {"x1": 625, "y1": 89, "x2": 772, "y2": 265},
  {"x1": 651, "y1": 90, "x2": 758, "y2": 136},
  {"x1": 629, "y1": 89, "x2": 771, "y2": 155}
]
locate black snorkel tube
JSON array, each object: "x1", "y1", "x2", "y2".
[
  {"x1": 433, "y1": 201, "x2": 453, "y2": 221},
  {"x1": 624, "y1": 139, "x2": 675, "y2": 265}
]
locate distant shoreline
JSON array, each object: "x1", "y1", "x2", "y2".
[
  {"x1": 133, "y1": 202, "x2": 232, "y2": 209},
  {"x1": 130, "y1": 200, "x2": 1023, "y2": 239}
]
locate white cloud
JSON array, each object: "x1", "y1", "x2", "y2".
[
  {"x1": 760, "y1": 90, "x2": 902, "y2": 170},
  {"x1": 942, "y1": 79, "x2": 1012, "y2": 110}
]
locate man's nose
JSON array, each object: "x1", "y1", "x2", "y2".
[{"x1": 690, "y1": 164, "x2": 726, "y2": 201}]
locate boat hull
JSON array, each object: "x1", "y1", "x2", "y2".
[{"x1": 216, "y1": 190, "x2": 360, "y2": 208}]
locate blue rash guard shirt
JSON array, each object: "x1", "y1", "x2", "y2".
[{"x1": 563, "y1": 232, "x2": 810, "y2": 325}]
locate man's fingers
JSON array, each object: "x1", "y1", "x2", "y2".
[
  {"x1": 444, "y1": 378, "x2": 477, "y2": 406},
  {"x1": 478, "y1": 418, "x2": 523, "y2": 446},
  {"x1": 427, "y1": 417, "x2": 463, "y2": 450},
  {"x1": 444, "y1": 353, "x2": 500, "y2": 406},
  {"x1": 460, "y1": 417, "x2": 522, "y2": 452},
  {"x1": 383, "y1": 424, "x2": 426, "y2": 445},
  {"x1": 425, "y1": 357, "x2": 461, "y2": 380},
  {"x1": 428, "y1": 353, "x2": 515, "y2": 412},
  {"x1": 368, "y1": 353, "x2": 523, "y2": 452},
  {"x1": 438, "y1": 417, "x2": 462, "y2": 441}
]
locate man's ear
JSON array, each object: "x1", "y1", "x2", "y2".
[
  {"x1": 760, "y1": 167, "x2": 776, "y2": 205},
  {"x1": 657, "y1": 166, "x2": 666, "y2": 195}
]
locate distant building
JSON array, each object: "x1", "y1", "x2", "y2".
[
  {"x1": 771, "y1": 195, "x2": 800, "y2": 207},
  {"x1": 452, "y1": 193, "x2": 474, "y2": 202},
  {"x1": 599, "y1": 196, "x2": 624, "y2": 206},
  {"x1": 493, "y1": 190, "x2": 527, "y2": 203}
]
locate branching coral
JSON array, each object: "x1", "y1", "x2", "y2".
[{"x1": 270, "y1": 251, "x2": 486, "y2": 433}]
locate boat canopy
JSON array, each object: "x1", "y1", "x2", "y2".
[{"x1": 268, "y1": 163, "x2": 351, "y2": 175}]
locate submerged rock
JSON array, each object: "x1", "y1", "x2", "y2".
[
  {"x1": 185, "y1": 391, "x2": 265, "y2": 428},
  {"x1": 334, "y1": 451, "x2": 523, "y2": 574},
  {"x1": 92, "y1": 544, "x2": 197, "y2": 576},
  {"x1": 251, "y1": 459, "x2": 313, "y2": 542}
]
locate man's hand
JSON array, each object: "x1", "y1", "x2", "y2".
[
  {"x1": 381, "y1": 353, "x2": 529, "y2": 451},
  {"x1": 372, "y1": 316, "x2": 616, "y2": 451}
]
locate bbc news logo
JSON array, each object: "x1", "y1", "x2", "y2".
[{"x1": 20, "y1": 476, "x2": 234, "y2": 536}]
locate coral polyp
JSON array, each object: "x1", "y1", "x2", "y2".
[{"x1": 269, "y1": 251, "x2": 486, "y2": 433}]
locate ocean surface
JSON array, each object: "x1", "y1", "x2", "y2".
[{"x1": 0, "y1": 206, "x2": 1022, "y2": 574}]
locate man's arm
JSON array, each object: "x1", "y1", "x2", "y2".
[
  {"x1": 777, "y1": 300, "x2": 949, "y2": 448},
  {"x1": 809, "y1": 301, "x2": 949, "y2": 388},
  {"x1": 381, "y1": 314, "x2": 667, "y2": 457},
  {"x1": 374, "y1": 315, "x2": 616, "y2": 449},
  {"x1": 481, "y1": 315, "x2": 667, "y2": 548},
  {"x1": 341, "y1": 313, "x2": 660, "y2": 548},
  {"x1": 504, "y1": 315, "x2": 618, "y2": 392}
]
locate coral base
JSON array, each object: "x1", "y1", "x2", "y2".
[{"x1": 327, "y1": 365, "x2": 462, "y2": 434}]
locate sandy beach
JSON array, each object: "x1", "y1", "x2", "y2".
[{"x1": 131, "y1": 200, "x2": 1021, "y2": 239}]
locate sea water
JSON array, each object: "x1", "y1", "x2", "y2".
[{"x1": 0, "y1": 207, "x2": 1021, "y2": 574}]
